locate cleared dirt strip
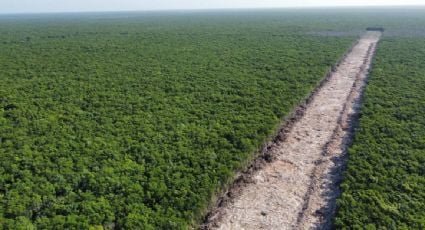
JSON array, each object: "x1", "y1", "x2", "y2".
[{"x1": 204, "y1": 31, "x2": 381, "y2": 230}]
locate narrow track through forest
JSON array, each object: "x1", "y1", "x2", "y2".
[{"x1": 204, "y1": 31, "x2": 381, "y2": 230}]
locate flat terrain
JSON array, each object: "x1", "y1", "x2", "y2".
[
  {"x1": 1, "y1": 8, "x2": 425, "y2": 229},
  {"x1": 335, "y1": 37, "x2": 425, "y2": 229},
  {"x1": 0, "y1": 12, "x2": 354, "y2": 229},
  {"x1": 212, "y1": 32, "x2": 381, "y2": 230}
]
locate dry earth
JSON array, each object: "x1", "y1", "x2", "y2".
[{"x1": 204, "y1": 31, "x2": 381, "y2": 230}]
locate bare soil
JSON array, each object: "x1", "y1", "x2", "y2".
[{"x1": 202, "y1": 31, "x2": 381, "y2": 230}]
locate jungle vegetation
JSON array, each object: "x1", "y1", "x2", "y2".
[
  {"x1": 0, "y1": 11, "x2": 355, "y2": 229},
  {"x1": 335, "y1": 38, "x2": 425, "y2": 229},
  {"x1": 1, "y1": 7, "x2": 425, "y2": 229}
]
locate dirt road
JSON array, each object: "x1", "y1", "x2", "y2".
[{"x1": 206, "y1": 31, "x2": 381, "y2": 230}]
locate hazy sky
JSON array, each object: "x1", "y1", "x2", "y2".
[{"x1": 1, "y1": 0, "x2": 425, "y2": 14}]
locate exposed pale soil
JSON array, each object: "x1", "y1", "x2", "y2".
[{"x1": 202, "y1": 31, "x2": 381, "y2": 230}]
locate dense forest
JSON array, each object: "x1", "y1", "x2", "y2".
[
  {"x1": 1, "y1": 8, "x2": 425, "y2": 229},
  {"x1": 335, "y1": 38, "x2": 425, "y2": 228},
  {"x1": 0, "y1": 11, "x2": 355, "y2": 229}
]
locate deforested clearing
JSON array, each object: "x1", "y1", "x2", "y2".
[
  {"x1": 334, "y1": 37, "x2": 425, "y2": 229},
  {"x1": 0, "y1": 11, "x2": 356, "y2": 229},
  {"x1": 1, "y1": 7, "x2": 425, "y2": 230},
  {"x1": 207, "y1": 31, "x2": 380, "y2": 230}
]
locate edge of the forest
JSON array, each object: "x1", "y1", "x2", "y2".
[{"x1": 195, "y1": 34, "x2": 363, "y2": 229}]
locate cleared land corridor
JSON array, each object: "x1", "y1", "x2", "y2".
[{"x1": 210, "y1": 31, "x2": 381, "y2": 229}]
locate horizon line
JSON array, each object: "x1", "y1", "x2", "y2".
[{"x1": 1, "y1": 4, "x2": 425, "y2": 16}]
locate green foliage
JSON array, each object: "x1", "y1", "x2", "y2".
[
  {"x1": 335, "y1": 38, "x2": 425, "y2": 229},
  {"x1": 2, "y1": 8, "x2": 425, "y2": 229},
  {"x1": 0, "y1": 12, "x2": 353, "y2": 228}
]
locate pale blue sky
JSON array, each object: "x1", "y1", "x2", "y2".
[{"x1": 1, "y1": 0, "x2": 425, "y2": 14}]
